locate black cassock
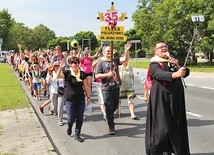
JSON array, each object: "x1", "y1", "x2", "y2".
[{"x1": 145, "y1": 61, "x2": 190, "y2": 155}]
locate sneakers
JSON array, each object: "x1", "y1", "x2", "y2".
[
  {"x1": 38, "y1": 106, "x2": 44, "y2": 113},
  {"x1": 109, "y1": 127, "x2": 115, "y2": 135},
  {"x1": 49, "y1": 110, "x2": 54, "y2": 115},
  {"x1": 59, "y1": 122, "x2": 63, "y2": 126},
  {"x1": 38, "y1": 97, "x2": 41, "y2": 101},
  {"x1": 74, "y1": 135, "x2": 84, "y2": 142}
]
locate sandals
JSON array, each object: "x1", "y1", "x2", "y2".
[{"x1": 131, "y1": 115, "x2": 139, "y2": 120}]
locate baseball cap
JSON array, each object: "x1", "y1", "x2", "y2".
[{"x1": 53, "y1": 61, "x2": 60, "y2": 66}]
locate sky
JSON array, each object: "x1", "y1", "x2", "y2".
[{"x1": 0, "y1": 0, "x2": 139, "y2": 37}]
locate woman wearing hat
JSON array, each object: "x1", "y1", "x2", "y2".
[{"x1": 50, "y1": 61, "x2": 65, "y2": 126}]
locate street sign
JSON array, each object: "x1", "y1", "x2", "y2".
[
  {"x1": 98, "y1": 26, "x2": 126, "y2": 41},
  {"x1": 191, "y1": 15, "x2": 205, "y2": 22},
  {"x1": 100, "y1": 26, "x2": 124, "y2": 35},
  {"x1": 130, "y1": 40, "x2": 141, "y2": 43},
  {"x1": 98, "y1": 35, "x2": 127, "y2": 41}
]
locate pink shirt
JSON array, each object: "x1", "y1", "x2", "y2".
[{"x1": 80, "y1": 57, "x2": 92, "y2": 74}]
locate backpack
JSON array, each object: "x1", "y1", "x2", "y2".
[{"x1": 145, "y1": 62, "x2": 164, "y2": 90}]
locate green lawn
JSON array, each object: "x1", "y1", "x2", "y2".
[
  {"x1": 0, "y1": 63, "x2": 30, "y2": 111},
  {"x1": 130, "y1": 59, "x2": 214, "y2": 72}
]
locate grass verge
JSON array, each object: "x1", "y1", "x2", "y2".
[
  {"x1": 130, "y1": 59, "x2": 214, "y2": 72},
  {"x1": 0, "y1": 63, "x2": 30, "y2": 111}
]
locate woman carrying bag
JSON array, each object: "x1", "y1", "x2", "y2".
[{"x1": 56, "y1": 56, "x2": 91, "y2": 142}]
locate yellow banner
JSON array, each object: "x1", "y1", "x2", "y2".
[
  {"x1": 100, "y1": 26, "x2": 124, "y2": 36},
  {"x1": 98, "y1": 35, "x2": 127, "y2": 41}
]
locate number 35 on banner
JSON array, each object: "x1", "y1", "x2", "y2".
[{"x1": 104, "y1": 11, "x2": 118, "y2": 23}]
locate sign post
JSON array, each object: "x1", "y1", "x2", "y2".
[
  {"x1": 130, "y1": 40, "x2": 141, "y2": 59},
  {"x1": 97, "y1": 2, "x2": 127, "y2": 70},
  {"x1": 0, "y1": 38, "x2": 3, "y2": 51}
]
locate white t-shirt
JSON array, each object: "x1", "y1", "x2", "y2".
[{"x1": 50, "y1": 72, "x2": 65, "y2": 94}]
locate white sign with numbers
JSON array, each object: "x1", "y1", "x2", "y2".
[{"x1": 191, "y1": 15, "x2": 205, "y2": 22}]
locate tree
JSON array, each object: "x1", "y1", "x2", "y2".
[
  {"x1": 73, "y1": 31, "x2": 98, "y2": 51},
  {"x1": 125, "y1": 28, "x2": 142, "y2": 58},
  {"x1": 32, "y1": 24, "x2": 56, "y2": 50},
  {"x1": 47, "y1": 37, "x2": 69, "y2": 51},
  {"x1": 132, "y1": 0, "x2": 214, "y2": 64},
  {"x1": 7, "y1": 22, "x2": 33, "y2": 51},
  {"x1": 0, "y1": 9, "x2": 13, "y2": 50}
]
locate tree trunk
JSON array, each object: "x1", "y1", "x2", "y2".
[{"x1": 209, "y1": 50, "x2": 213, "y2": 65}]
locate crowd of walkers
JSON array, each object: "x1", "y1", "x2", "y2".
[
  {"x1": 8, "y1": 42, "x2": 140, "y2": 141},
  {"x1": 7, "y1": 40, "x2": 191, "y2": 155}
]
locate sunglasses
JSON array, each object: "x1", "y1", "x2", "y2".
[
  {"x1": 155, "y1": 45, "x2": 168, "y2": 50},
  {"x1": 72, "y1": 61, "x2": 79, "y2": 64}
]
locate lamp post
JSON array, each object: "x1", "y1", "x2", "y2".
[
  {"x1": 67, "y1": 40, "x2": 70, "y2": 51},
  {"x1": 130, "y1": 40, "x2": 141, "y2": 59},
  {"x1": 0, "y1": 38, "x2": 3, "y2": 51},
  {"x1": 81, "y1": 39, "x2": 91, "y2": 51}
]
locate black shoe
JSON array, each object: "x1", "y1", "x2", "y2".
[
  {"x1": 163, "y1": 152, "x2": 171, "y2": 155},
  {"x1": 39, "y1": 106, "x2": 44, "y2": 113},
  {"x1": 74, "y1": 135, "x2": 84, "y2": 142},
  {"x1": 44, "y1": 91, "x2": 47, "y2": 96},
  {"x1": 67, "y1": 127, "x2": 72, "y2": 136},
  {"x1": 109, "y1": 127, "x2": 116, "y2": 135}
]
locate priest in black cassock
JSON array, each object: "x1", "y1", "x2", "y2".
[{"x1": 145, "y1": 40, "x2": 190, "y2": 155}]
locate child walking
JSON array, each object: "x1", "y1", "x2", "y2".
[{"x1": 32, "y1": 64, "x2": 42, "y2": 100}]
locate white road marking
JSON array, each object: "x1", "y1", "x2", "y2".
[
  {"x1": 200, "y1": 86, "x2": 214, "y2": 90},
  {"x1": 186, "y1": 111, "x2": 203, "y2": 118},
  {"x1": 186, "y1": 84, "x2": 214, "y2": 90},
  {"x1": 137, "y1": 95, "x2": 203, "y2": 118}
]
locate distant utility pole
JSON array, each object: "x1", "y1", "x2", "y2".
[
  {"x1": 130, "y1": 40, "x2": 141, "y2": 59},
  {"x1": 0, "y1": 38, "x2": 3, "y2": 51},
  {"x1": 184, "y1": 15, "x2": 204, "y2": 66}
]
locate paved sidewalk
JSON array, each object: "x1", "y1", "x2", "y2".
[{"x1": 0, "y1": 108, "x2": 57, "y2": 155}]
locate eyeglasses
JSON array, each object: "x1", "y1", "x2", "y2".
[
  {"x1": 72, "y1": 61, "x2": 79, "y2": 64},
  {"x1": 155, "y1": 45, "x2": 168, "y2": 50}
]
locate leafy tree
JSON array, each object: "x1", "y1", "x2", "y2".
[
  {"x1": 0, "y1": 9, "x2": 13, "y2": 50},
  {"x1": 132, "y1": 0, "x2": 214, "y2": 64},
  {"x1": 73, "y1": 31, "x2": 98, "y2": 51},
  {"x1": 7, "y1": 22, "x2": 33, "y2": 51},
  {"x1": 125, "y1": 28, "x2": 142, "y2": 58},
  {"x1": 32, "y1": 24, "x2": 56, "y2": 50},
  {"x1": 47, "y1": 37, "x2": 69, "y2": 51}
]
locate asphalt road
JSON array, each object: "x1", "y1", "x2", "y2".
[{"x1": 26, "y1": 69, "x2": 214, "y2": 155}]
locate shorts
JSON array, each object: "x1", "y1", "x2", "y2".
[
  {"x1": 119, "y1": 90, "x2": 136, "y2": 100},
  {"x1": 33, "y1": 82, "x2": 41, "y2": 90},
  {"x1": 84, "y1": 72, "x2": 93, "y2": 77}
]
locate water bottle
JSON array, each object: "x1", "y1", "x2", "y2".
[
  {"x1": 136, "y1": 72, "x2": 145, "y2": 84},
  {"x1": 85, "y1": 103, "x2": 92, "y2": 113}
]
